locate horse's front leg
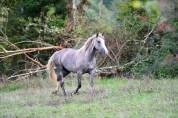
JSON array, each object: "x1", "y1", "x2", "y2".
[
  {"x1": 89, "y1": 70, "x2": 95, "y2": 95},
  {"x1": 74, "y1": 72, "x2": 82, "y2": 94}
]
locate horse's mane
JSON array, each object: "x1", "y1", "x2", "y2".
[{"x1": 79, "y1": 34, "x2": 96, "y2": 52}]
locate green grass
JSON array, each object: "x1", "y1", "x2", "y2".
[{"x1": 0, "y1": 77, "x2": 178, "y2": 118}]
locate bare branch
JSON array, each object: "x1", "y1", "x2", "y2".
[
  {"x1": 7, "y1": 68, "x2": 46, "y2": 81},
  {"x1": 0, "y1": 29, "x2": 45, "y2": 67},
  {"x1": 0, "y1": 46, "x2": 63, "y2": 59},
  {"x1": 14, "y1": 41, "x2": 53, "y2": 47},
  {"x1": 143, "y1": 17, "x2": 160, "y2": 44}
]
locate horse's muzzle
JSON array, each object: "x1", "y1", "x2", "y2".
[{"x1": 100, "y1": 48, "x2": 108, "y2": 56}]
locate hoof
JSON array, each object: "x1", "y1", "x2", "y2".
[
  {"x1": 51, "y1": 90, "x2": 58, "y2": 95},
  {"x1": 70, "y1": 91, "x2": 79, "y2": 96},
  {"x1": 74, "y1": 91, "x2": 79, "y2": 95}
]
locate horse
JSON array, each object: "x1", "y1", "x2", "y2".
[{"x1": 47, "y1": 33, "x2": 108, "y2": 96}]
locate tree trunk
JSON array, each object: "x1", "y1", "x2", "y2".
[
  {"x1": 158, "y1": 0, "x2": 178, "y2": 21},
  {"x1": 77, "y1": 0, "x2": 88, "y2": 23},
  {"x1": 157, "y1": 0, "x2": 177, "y2": 32},
  {"x1": 66, "y1": 0, "x2": 74, "y2": 32},
  {"x1": 40, "y1": 10, "x2": 45, "y2": 41},
  {"x1": 98, "y1": 0, "x2": 103, "y2": 17}
]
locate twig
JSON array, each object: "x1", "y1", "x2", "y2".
[
  {"x1": 108, "y1": 46, "x2": 117, "y2": 63},
  {"x1": 116, "y1": 40, "x2": 132, "y2": 63},
  {"x1": 143, "y1": 17, "x2": 160, "y2": 44},
  {"x1": 98, "y1": 56, "x2": 107, "y2": 67}
]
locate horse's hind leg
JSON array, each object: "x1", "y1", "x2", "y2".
[
  {"x1": 53, "y1": 66, "x2": 67, "y2": 96},
  {"x1": 58, "y1": 72, "x2": 67, "y2": 96}
]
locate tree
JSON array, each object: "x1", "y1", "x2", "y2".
[{"x1": 66, "y1": 0, "x2": 74, "y2": 32}]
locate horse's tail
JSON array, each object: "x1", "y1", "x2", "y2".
[{"x1": 47, "y1": 55, "x2": 57, "y2": 81}]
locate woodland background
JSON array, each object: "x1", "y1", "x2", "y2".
[{"x1": 0, "y1": 0, "x2": 178, "y2": 79}]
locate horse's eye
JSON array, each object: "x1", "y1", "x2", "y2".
[{"x1": 97, "y1": 41, "x2": 101, "y2": 44}]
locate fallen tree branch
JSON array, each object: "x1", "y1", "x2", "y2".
[
  {"x1": 0, "y1": 29, "x2": 60, "y2": 67},
  {"x1": 0, "y1": 46, "x2": 63, "y2": 59},
  {"x1": 14, "y1": 41, "x2": 53, "y2": 46},
  {"x1": 7, "y1": 60, "x2": 137, "y2": 81},
  {"x1": 96, "y1": 60, "x2": 136, "y2": 77},
  {"x1": 7, "y1": 68, "x2": 46, "y2": 80},
  {"x1": 0, "y1": 30, "x2": 46, "y2": 67}
]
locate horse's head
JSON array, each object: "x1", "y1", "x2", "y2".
[{"x1": 93, "y1": 33, "x2": 108, "y2": 55}]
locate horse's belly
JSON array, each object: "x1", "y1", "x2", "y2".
[
  {"x1": 61, "y1": 56, "x2": 77, "y2": 72},
  {"x1": 81, "y1": 68, "x2": 91, "y2": 74},
  {"x1": 63, "y1": 62, "x2": 77, "y2": 73}
]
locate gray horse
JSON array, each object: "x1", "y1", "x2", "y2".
[{"x1": 47, "y1": 33, "x2": 108, "y2": 96}]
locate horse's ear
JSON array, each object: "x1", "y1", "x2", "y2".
[{"x1": 96, "y1": 33, "x2": 99, "y2": 37}]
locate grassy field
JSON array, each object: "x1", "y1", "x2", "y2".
[{"x1": 0, "y1": 76, "x2": 178, "y2": 118}]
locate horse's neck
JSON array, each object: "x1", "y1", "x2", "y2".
[
  {"x1": 86, "y1": 46, "x2": 96, "y2": 61},
  {"x1": 78, "y1": 43, "x2": 96, "y2": 62}
]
